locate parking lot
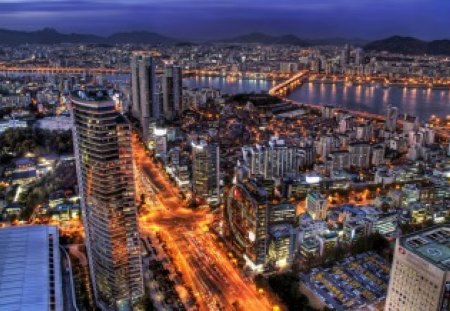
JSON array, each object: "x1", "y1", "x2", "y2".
[{"x1": 300, "y1": 252, "x2": 390, "y2": 310}]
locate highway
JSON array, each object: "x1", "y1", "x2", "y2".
[{"x1": 132, "y1": 134, "x2": 273, "y2": 311}]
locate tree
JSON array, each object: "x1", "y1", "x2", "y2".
[{"x1": 267, "y1": 272, "x2": 312, "y2": 311}]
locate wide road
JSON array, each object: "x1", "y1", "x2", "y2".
[{"x1": 132, "y1": 134, "x2": 273, "y2": 311}]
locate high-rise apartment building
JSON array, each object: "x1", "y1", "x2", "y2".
[
  {"x1": 131, "y1": 52, "x2": 159, "y2": 140},
  {"x1": 385, "y1": 106, "x2": 398, "y2": 132},
  {"x1": 191, "y1": 140, "x2": 220, "y2": 205},
  {"x1": 71, "y1": 88, "x2": 144, "y2": 310},
  {"x1": 385, "y1": 225, "x2": 450, "y2": 311},
  {"x1": 349, "y1": 142, "x2": 372, "y2": 168},
  {"x1": 242, "y1": 137, "x2": 300, "y2": 179},
  {"x1": 162, "y1": 64, "x2": 182, "y2": 121},
  {"x1": 354, "y1": 48, "x2": 364, "y2": 65}
]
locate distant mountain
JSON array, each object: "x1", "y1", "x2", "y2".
[
  {"x1": 217, "y1": 32, "x2": 309, "y2": 46},
  {"x1": 365, "y1": 36, "x2": 450, "y2": 55},
  {"x1": 307, "y1": 37, "x2": 368, "y2": 47},
  {"x1": 0, "y1": 28, "x2": 102, "y2": 45},
  {"x1": 106, "y1": 31, "x2": 179, "y2": 44},
  {"x1": 217, "y1": 32, "x2": 367, "y2": 46},
  {"x1": 0, "y1": 28, "x2": 180, "y2": 45}
]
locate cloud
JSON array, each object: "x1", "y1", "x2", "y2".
[{"x1": 0, "y1": 0, "x2": 447, "y2": 39}]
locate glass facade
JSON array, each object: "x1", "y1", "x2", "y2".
[{"x1": 71, "y1": 89, "x2": 144, "y2": 310}]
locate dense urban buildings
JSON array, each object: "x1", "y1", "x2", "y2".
[
  {"x1": 71, "y1": 88, "x2": 143, "y2": 310},
  {"x1": 1, "y1": 22, "x2": 450, "y2": 311}
]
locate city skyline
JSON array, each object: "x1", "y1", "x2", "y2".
[
  {"x1": 1, "y1": 3, "x2": 450, "y2": 310},
  {"x1": 0, "y1": 0, "x2": 449, "y2": 40}
]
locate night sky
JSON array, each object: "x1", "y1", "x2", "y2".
[{"x1": 0, "y1": 0, "x2": 448, "y2": 40}]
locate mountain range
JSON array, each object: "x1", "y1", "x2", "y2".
[
  {"x1": 1, "y1": 28, "x2": 450, "y2": 56},
  {"x1": 0, "y1": 28, "x2": 179, "y2": 45},
  {"x1": 0, "y1": 28, "x2": 367, "y2": 46},
  {"x1": 364, "y1": 36, "x2": 450, "y2": 55},
  {"x1": 216, "y1": 32, "x2": 368, "y2": 46}
]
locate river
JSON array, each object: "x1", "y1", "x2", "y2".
[
  {"x1": 183, "y1": 77, "x2": 450, "y2": 120},
  {"x1": 182, "y1": 76, "x2": 276, "y2": 95}
]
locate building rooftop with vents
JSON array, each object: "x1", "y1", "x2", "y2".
[
  {"x1": 401, "y1": 224, "x2": 450, "y2": 271},
  {"x1": 0, "y1": 225, "x2": 63, "y2": 311}
]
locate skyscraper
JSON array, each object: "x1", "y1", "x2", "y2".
[
  {"x1": 191, "y1": 140, "x2": 220, "y2": 205},
  {"x1": 225, "y1": 178, "x2": 269, "y2": 271},
  {"x1": 385, "y1": 106, "x2": 398, "y2": 132},
  {"x1": 340, "y1": 44, "x2": 351, "y2": 67},
  {"x1": 354, "y1": 48, "x2": 364, "y2": 65},
  {"x1": 71, "y1": 88, "x2": 144, "y2": 310},
  {"x1": 162, "y1": 64, "x2": 182, "y2": 121},
  {"x1": 385, "y1": 225, "x2": 450, "y2": 311},
  {"x1": 131, "y1": 52, "x2": 159, "y2": 140}
]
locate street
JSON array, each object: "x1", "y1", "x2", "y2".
[{"x1": 132, "y1": 134, "x2": 273, "y2": 311}]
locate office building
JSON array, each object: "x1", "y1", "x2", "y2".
[
  {"x1": 343, "y1": 220, "x2": 366, "y2": 242},
  {"x1": 225, "y1": 179, "x2": 269, "y2": 271},
  {"x1": 268, "y1": 203, "x2": 296, "y2": 224},
  {"x1": 131, "y1": 52, "x2": 159, "y2": 140},
  {"x1": 162, "y1": 64, "x2": 182, "y2": 121},
  {"x1": 192, "y1": 140, "x2": 220, "y2": 205},
  {"x1": 71, "y1": 88, "x2": 144, "y2": 310},
  {"x1": 306, "y1": 191, "x2": 328, "y2": 220},
  {"x1": 0, "y1": 226, "x2": 63, "y2": 311},
  {"x1": 267, "y1": 224, "x2": 296, "y2": 268},
  {"x1": 385, "y1": 225, "x2": 450, "y2": 311}
]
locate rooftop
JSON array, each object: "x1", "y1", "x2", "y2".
[
  {"x1": 401, "y1": 224, "x2": 450, "y2": 271},
  {"x1": 71, "y1": 88, "x2": 111, "y2": 103},
  {"x1": 0, "y1": 225, "x2": 63, "y2": 311}
]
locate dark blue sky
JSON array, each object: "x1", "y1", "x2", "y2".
[{"x1": 0, "y1": 0, "x2": 449, "y2": 40}]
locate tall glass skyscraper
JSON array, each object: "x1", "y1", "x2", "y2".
[
  {"x1": 191, "y1": 140, "x2": 220, "y2": 205},
  {"x1": 162, "y1": 64, "x2": 182, "y2": 121},
  {"x1": 71, "y1": 88, "x2": 144, "y2": 310},
  {"x1": 131, "y1": 52, "x2": 159, "y2": 140}
]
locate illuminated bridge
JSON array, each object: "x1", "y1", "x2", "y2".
[
  {"x1": 0, "y1": 65, "x2": 290, "y2": 80},
  {"x1": 0, "y1": 65, "x2": 132, "y2": 75},
  {"x1": 269, "y1": 70, "x2": 308, "y2": 97}
]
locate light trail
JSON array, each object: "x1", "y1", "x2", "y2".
[{"x1": 132, "y1": 134, "x2": 273, "y2": 311}]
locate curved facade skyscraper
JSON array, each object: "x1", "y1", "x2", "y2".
[{"x1": 70, "y1": 88, "x2": 144, "y2": 310}]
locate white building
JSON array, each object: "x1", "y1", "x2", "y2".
[
  {"x1": 0, "y1": 226, "x2": 64, "y2": 311},
  {"x1": 35, "y1": 116, "x2": 72, "y2": 131},
  {"x1": 0, "y1": 118, "x2": 27, "y2": 133},
  {"x1": 385, "y1": 225, "x2": 450, "y2": 311}
]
